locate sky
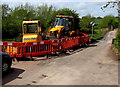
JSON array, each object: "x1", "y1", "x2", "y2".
[{"x1": 1, "y1": 0, "x2": 118, "y2": 18}]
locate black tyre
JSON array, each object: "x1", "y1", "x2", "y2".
[
  {"x1": 2, "y1": 52, "x2": 12, "y2": 75},
  {"x1": 2, "y1": 61, "x2": 11, "y2": 74}
]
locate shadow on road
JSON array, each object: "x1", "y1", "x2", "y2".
[
  {"x1": 15, "y1": 57, "x2": 35, "y2": 61},
  {"x1": 2, "y1": 68, "x2": 25, "y2": 85},
  {"x1": 45, "y1": 43, "x2": 98, "y2": 59},
  {"x1": 88, "y1": 44, "x2": 97, "y2": 47}
]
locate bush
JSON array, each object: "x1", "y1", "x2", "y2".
[{"x1": 115, "y1": 29, "x2": 120, "y2": 52}]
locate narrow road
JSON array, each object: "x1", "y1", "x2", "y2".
[{"x1": 3, "y1": 30, "x2": 118, "y2": 85}]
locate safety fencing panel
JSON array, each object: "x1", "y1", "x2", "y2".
[
  {"x1": 23, "y1": 40, "x2": 53, "y2": 57},
  {"x1": 51, "y1": 36, "x2": 83, "y2": 52},
  {"x1": 0, "y1": 35, "x2": 89, "y2": 58},
  {"x1": 0, "y1": 41, "x2": 24, "y2": 57}
]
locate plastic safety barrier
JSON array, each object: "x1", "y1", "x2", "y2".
[
  {"x1": 0, "y1": 41, "x2": 24, "y2": 57},
  {"x1": 0, "y1": 35, "x2": 90, "y2": 58},
  {"x1": 23, "y1": 40, "x2": 52, "y2": 57}
]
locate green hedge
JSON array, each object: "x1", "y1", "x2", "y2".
[{"x1": 114, "y1": 29, "x2": 120, "y2": 52}]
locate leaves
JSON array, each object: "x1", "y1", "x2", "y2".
[
  {"x1": 2, "y1": 4, "x2": 79, "y2": 39},
  {"x1": 2, "y1": 3, "x2": 119, "y2": 40}
]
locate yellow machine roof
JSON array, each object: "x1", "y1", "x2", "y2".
[
  {"x1": 23, "y1": 20, "x2": 39, "y2": 24},
  {"x1": 56, "y1": 15, "x2": 73, "y2": 18}
]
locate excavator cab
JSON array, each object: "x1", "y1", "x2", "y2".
[
  {"x1": 54, "y1": 16, "x2": 73, "y2": 29},
  {"x1": 22, "y1": 20, "x2": 42, "y2": 42}
]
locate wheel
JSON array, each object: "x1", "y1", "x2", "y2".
[
  {"x1": 2, "y1": 52, "x2": 12, "y2": 75},
  {"x1": 2, "y1": 61, "x2": 12, "y2": 74}
]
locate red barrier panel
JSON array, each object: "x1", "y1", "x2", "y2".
[
  {"x1": 23, "y1": 40, "x2": 53, "y2": 57},
  {"x1": 0, "y1": 34, "x2": 90, "y2": 58},
  {"x1": 0, "y1": 41, "x2": 23, "y2": 57}
]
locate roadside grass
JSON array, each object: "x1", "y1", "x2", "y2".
[
  {"x1": 89, "y1": 28, "x2": 108, "y2": 40},
  {"x1": 2, "y1": 38, "x2": 15, "y2": 42},
  {"x1": 114, "y1": 39, "x2": 119, "y2": 50},
  {"x1": 113, "y1": 39, "x2": 120, "y2": 59},
  {"x1": 113, "y1": 29, "x2": 120, "y2": 59}
]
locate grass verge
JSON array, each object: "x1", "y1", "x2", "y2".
[
  {"x1": 113, "y1": 38, "x2": 120, "y2": 59},
  {"x1": 2, "y1": 38, "x2": 15, "y2": 42},
  {"x1": 89, "y1": 28, "x2": 108, "y2": 40}
]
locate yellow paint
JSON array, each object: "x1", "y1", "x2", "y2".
[
  {"x1": 22, "y1": 34, "x2": 42, "y2": 42},
  {"x1": 50, "y1": 26, "x2": 64, "y2": 32},
  {"x1": 23, "y1": 20, "x2": 39, "y2": 24},
  {"x1": 22, "y1": 20, "x2": 42, "y2": 43},
  {"x1": 56, "y1": 15, "x2": 73, "y2": 18},
  {"x1": 69, "y1": 31, "x2": 76, "y2": 36}
]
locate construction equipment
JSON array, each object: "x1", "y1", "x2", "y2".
[
  {"x1": 22, "y1": 19, "x2": 42, "y2": 43},
  {"x1": 8, "y1": 19, "x2": 43, "y2": 54},
  {"x1": 46, "y1": 15, "x2": 78, "y2": 40},
  {"x1": 1, "y1": 17, "x2": 90, "y2": 58},
  {"x1": 0, "y1": 34, "x2": 90, "y2": 58}
]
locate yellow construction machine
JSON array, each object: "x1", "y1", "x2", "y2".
[
  {"x1": 7, "y1": 19, "x2": 43, "y2": 54},
  {"x1": 22, "y1": 19, "x2": 42, "y2": 43},
  {"x1": 46, "y1": 15, "x2": 78, "y2": 40}
]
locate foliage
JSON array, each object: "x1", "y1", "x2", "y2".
[
  {"x1": 2, "y1": 4, "x2": 14, "y2": 38},
  {"x1": 113, "y1": 1, "x2": 120, "y2": 52},
  {"x1": 2, "y1": 4, "x2": 80, "y2": 39},
  {"x1": 89, "y1": 28, "x2": 108, "y2": 40},
  {"x1": 115, "y1": 28, "x2": 120, "y2": 52},
  {"x1": 102, "y1": 1, "x2": 120, "y2": 53},
  {"x1": 79, "y1": 14, "x2": 118, "y2": 34},
  {"x1": 2, "y1": 38, "x2": 15, "y2": 42},
  {"x1": 2, "y1": 4, "x2": 36, "y2": 38},
  {"x1": 56, "y1": 8, "x2": 80, "y2": 30},
  {"x1": 79, "y1": 14, "x2": 93, "y2": 33},
  {"x1": 35, "y1": 4, "x2": 57, "y2": 32},
  {"x1": 101, "y1": 15, "x2": 118, "y2": 29},
  {"x1": 2, "y1": 3, "x2": 119, "y2": 40}
]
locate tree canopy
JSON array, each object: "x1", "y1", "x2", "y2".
[{"x1": 2, "y1": 4, "x2": 118, "y2": 39}]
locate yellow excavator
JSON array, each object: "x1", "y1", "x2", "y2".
[
  {"x1": 16, "y1": 15, "x2": 79, "y2": 42},
  {"x1": 46, "y1": 15, "x2": 79, "y2": 40}
]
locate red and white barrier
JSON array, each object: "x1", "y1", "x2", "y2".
[{"x1": 0, "y1": 33, "x2": 90, "y2": 58}]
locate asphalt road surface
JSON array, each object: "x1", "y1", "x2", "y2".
[{"x1": 3, "y1": 30, "x2": 118, "y2": 85}]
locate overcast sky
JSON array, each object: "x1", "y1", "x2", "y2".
[{"x1": 1, "y1": 0, "x2": 118, "y2": 18}]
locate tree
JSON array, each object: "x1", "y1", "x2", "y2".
[
  {"x1": 2, "y1": 4, "x2": 11, "y2": 18},
  {"x1": 102, "y1": 1, "x2": 120, "y2": 52},
  {"x1": 35, "y1": 4, "x2": 57, "y2": 32},
  {"x1": 79, "y1": 14, "x2": 93, "y2": 33},
  {"x1": 11, "y1": 3, "x2": 36, "y2": 35},
  {"x1": 102, "y1": 15, "x2": 118, "y2": 29},
  {"x1": 12, "y1": 3, "x2": 35, "y2": 21},
  {"x1": 2, "y1": 4, "x2": 13, "y2": 38},
  {"x1": 57, "y1": 8, "x2": 80, "y2": 30},
  {"x1": 2, "y1": 4, "x2": 36, "y2": 39}
]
